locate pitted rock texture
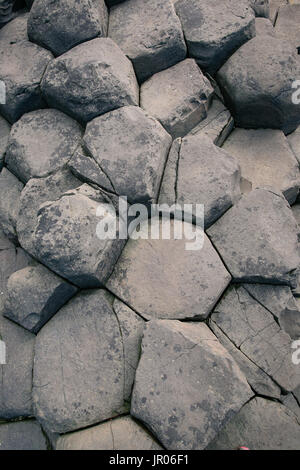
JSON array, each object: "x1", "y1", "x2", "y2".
[
  {"x1": 28, "y1": 0, "x2": 108, "y2": 56},
  {"x1": 0, "y1": 420, "x2": 48, "y2": 450},
  {"x1": 41, "y1": 38, "x2": 139, "y2": 123}
]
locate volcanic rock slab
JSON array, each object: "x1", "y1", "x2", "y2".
[
  {"x1": 222, "y1": 128, "x2": 300, "y2": 204},
  {"x1": 41, "y1": 38, "x2": 139, "y2": 123},
  {"x1": 0, "y1": 116, "x2": 10, "y2": 170},
  {"x1": 140, "y1": 59, "x2": 213, "y2": 138},
  {"x1": 217, "y1": 36, "x2": 300, "y2": 134},
  {"x1": 56, "y1": 416, "x2": 161, "y2": 450},
  {"x1": 131, "y1": 320, "x2": 253, "y2": 450},
  {"x1": 83, "y1": 106, "x2": 172, "y2": 204},
  {"x1": 0, "y1": 12, "x2": 29, "y2": 44},
  {"x1": 33, "y1": 290, "x2": 144, "y2": 433},
  {"x1": 174, "y1": 0, "x2": 255, "y2": 74},
  {"x1": 108, "y1": 0, "x2": 186, "y2": 82},
  {"x1": 0, "y1": 168, "x2": 23, "y2": 243},
  {"x1": 28, "y1": 0, "x2": 108, "y2": 56},
  {"x1": 207, "y1": 189, "x2": 300, "y2": 286},
  {"x1": 288, "y1": 125, "x2": 300, "y2": 164},
  {"x1": 0, "y1": 420, "x2": 48, "y2": 450},
  {"x1": 275, "y1": 4, "x2": 300, "y2": 51},
  {"x1": 6, "y1": 109, "x2": 83, "y2": 182}
]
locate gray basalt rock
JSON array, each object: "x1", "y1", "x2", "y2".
[
  {"x1": 83, "y1": 106, "x2": 172, "y2": 204},
  {"x1": 56, "y1": 416, "x2": 162, "y2": 450},
  {"x1": 0, "y1": 40, "x2": 53, "y2": 123},
  {"x1": 208, "y1": 397, "x2": 300, "y2": 450},
  {"x1": 217, "y1": 36, "x2": 300, "y2": 134},
  {"x1": 6, "y1": 109, "x2": 83, "y2": 183},
  {"x1": 108, "y1": 0, "x2": 186, "y2": 83},
  {"x1": 140, "y1": 59, "x2": 213, "y2": 139},
  {"x1": 131, "y1": 320, "x2": 253, "y2": 450},
  {"x1": 41, "y1": 38, "x2": 139, "y2": 124},
  {"x1": 209, "y1": 321, "x2": 281, "y2": 399},
  {"x1": 0, "y1": 0, "x2": 15, "y2": 28},
  {"x1": 0, "y1": 12, "x2": 28, "y2": 44},
  {"x1": 275, "y1": 4, "x2": 300, "y2": 51},
  {"x1": 222, "y1": 128, "x2": 300, "y2": 204},
  {"x1": 188, "y1": 97, "x2": 234, "y2": 146},
  {"x1": 0, "y1": 420, "x2": 48, "y2": 450},
  {"x1": 269, "y1": 0, "x2": 288, "y2": 23},
  {"x1": 243, "y1": 283, "x2": 300, "y2": 340},
  {"x1": 255, "y1": 17, "x2": 276, "y2": 35},
  {"x1": 281, "y1": 393, "x2": 300, "y2": 423},
  {"x1": 33, "y1": 290, "x2": 142, "y2": 433},
  {"x1": 0, "y1": 314, "x2": 35, "y2": 419},
  {"x1": 174, "y1": 0, "x2": 255, "y2": 74},
  {"x1": 0, "y1": 168, "x2": 23, "y2": 243},
  {"x1": 159, "y1": 133, "x2": 241, "y2": 228},
  {"x1": 211, "y1": 285, "x2": 300, "y2": 392},
  {"x1": 288, "y1": 126, "x2": 300, "y2": 165},
  {"x1": 28, "y1": 0, "x2": 108, "y2": 56},
  {"x1": 29, "y1": 184, "x2": 126, "y2": 288},
  {"x1": 108, "y1": 217, "x2": 231, "y2": 320},
  {"x1": 207, "y1": 189, "x2": 300, "y2": 286},
  {"x1": 250, "y1": 0, "x2": 270, "y2": 17},
  {"x1": 4, "y1": 264, "x2": 78, "y2": 333},
  {"x1": 0, "y1": 115, "x2": 10, "y2": 170}
]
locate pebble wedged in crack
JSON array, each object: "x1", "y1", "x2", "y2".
[
  {"x1": 0, "y1": 12, "x2": 29, "y2": 44},
  {"x1": 140, "y1": 59, "x2": 214, "y2": 139},
  {"x1": 222, "y1": 128, "x2": 300, "y2": 204},
  {"x1": 209, "y1": 321, "x2": 281, "y2": 399},
  {"x1": 5, "y1": 109, "x2": 83, "y2": 183},
  {"x1": 4, "y1": 264, "x2": 78, "y2": 333},
  {"x1": 83, "y1": 106, "x2": 172, "y2": 204},
  {"x1": 0, "y1": 420, "x2": 48, "y2": 450},
  {"x1": 173, "y1": 0, "x2": 255, "y2": 75},
  {"x1": 33, "y1": 290, "x2": 144, "y2": 434},
  {"x1": 0, "y1": 40, "x2": 53, "y2": 123},
  {"x1": 0, "y1": 116, "x2": 10, "y2": 170},
  {"x1": 30, "y1": 184, "x2": 126, "y2": 288},
  {"x1": 217, "y1": 36, "x2": 300, "y2": 134},
  {"x1": 108, "y1": 0, "x2": 186, "y2": 83},
  {"x1": 211, "y1": 285, "x2": 300, "y2": 392},
  {"x1": 274, "y1": 4, "x2": 300, "y2": 51},
  {"x1": 107, "y1": 217, "x2": 231, "y2": 320},
  {"x1": 131, "y1": 320, "x2": 253, "y2": 450},
  {"x1": 41, "y1": 38, "x2": 139, "y2": 124},
  {"x1": 0, "y1": 167, "x2": 23, "y2": 243},
  {"x1": 242, "y1": 283, "x2": 300, "y2": 340},
  {"x1": 56, "y1": 416, "x2": 162, "y2": 450},
  {"x1": 159, "y1": 133, "x2": 241, "y2": 228},
  {"x1": 207, "y1": 397, "x2": 300, "y2": 450},
  {"x1": 207, "y1": 188, "x2": 300, "y2": 286},
  {"x1": 28, "y1": 0, "x2": 108, "y2": 56},
  {"x1": 17, "y1": 168, "x2": 81, "y2": 255}
]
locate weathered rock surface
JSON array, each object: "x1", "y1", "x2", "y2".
[
  {"x1": 131, "y1": 320, "x2": 253, "y2": 450},
  {"x1": 30, "y1": 184, "x2": 126, "y2": 287},
  {"x1": 4, "y1": 264, "x2": 78, "y2": 333},
  {"x1": 0, "y1": 115, "x2": 10, "y2": 170},
  {"x1": 6, "y1": 109, "x2": 83, "y2": 183},
  {"x1": 41, "y1": 38, "x2": 139, "y2": 123},
  {"x1": 0, "y1": 168, "x2": 23, "y2": 242},
  {"x1": 288, "y1": 125, "x2": 300, "y2": 165},
  {"x1": 0, "y1": 40, "x2": 53, "y2": 123},
  {"x1": 211, "y1": 285, "x2": 300, "y2": 392},
  {"x1": 28, "y1": 0, "x2": 108, "y2": 56},
  {"x1": 208, "y1": 397, "x2": 300, "y2": 450},
  {"x1": 255, "y1": 17, "x2": 276, "y2": 35},
  {"x1": 56, "y1": 416, "x2": 161, "y2": 450},
  {"x1": 140, "y1": 59, "x2": 213, "y2": 138},
  {"x1": 250, "y1": 0, "x2": 270, "y2": 17},
  {"x1": 0, "y1": 314, "x2": 35, "y2": 419},
  {"x1": 108, "y1": 217, "x2": 231, "y2": 320},
  {"x1": 207, "y1": 189, "x2": 300, "y2": 286},
  {"x1": 83, "y1": 106, "x2": 172, "y2": 204},
  {"x1": 0, "y1": 12, "x2": 29, "y2": 44},
  {"x1": 243, "y1": 283, "x2": 300, "y2": 340},
  {"x1": 281, "y1": 393, "x2": 300, "y2": 423},
  {"x1": 222, "y1": 128, "x2": 300, "y2": 204},
  {"x1": 108, "y1": 0, "x2": 186, "y2": 82},
  {"x1": 174, "y1": 0, "x2": 255, "y2": 74},
  {"x1": 217, "y1": 36, "x2": 300, "y2": 134},
  {"x1": 17, "y1": 168, "x2": 81, "y2": 255},
  {"x1": 209, "y1": 321, "x2": 281, "y2": 399},
  {"x1": 275, "y1": 4, "x2": 300, "y2": 51},
  {"x1": 33, "y1": 290, "x2": 142, "y2": 433},
  {"x1": 0, "y1": 420, "x2": 48, "y2": 450},
  {"x1": 188, "y1": 97, "x2": 234, "y2": 146},
  {"x1": 269, "y1": 0, "x2": 287, "y2": 23},
  {"x1": 159, "y1": 133, "x2": 241, "y2": 228}
]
